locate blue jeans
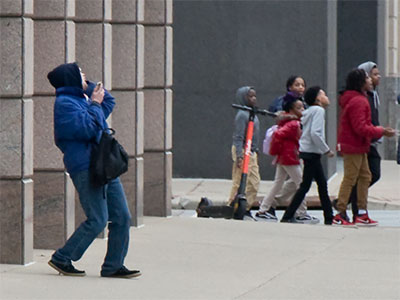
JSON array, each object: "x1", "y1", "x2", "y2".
[{"x1": 52, "y1": 170, "x2": 131, "y2": 275}]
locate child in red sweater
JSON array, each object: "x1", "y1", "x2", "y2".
[{"x1": 334, "y1": 69, "x2": 395, "y2": 226}]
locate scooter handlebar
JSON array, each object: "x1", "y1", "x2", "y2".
[{"x1": 231, "y1": 104, "x2": 277, "y2": 117}]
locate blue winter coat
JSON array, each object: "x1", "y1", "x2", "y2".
[{"x1": 53, "y1": 81, "x2": 115, "y2": 176}]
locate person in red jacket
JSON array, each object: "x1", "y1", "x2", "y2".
[
  {"x1": 334, "y1": 69, "x2": 395, "y2": 226},
  {"x1": 256, "y1": 93, "x2": 319, "y2": 223}
]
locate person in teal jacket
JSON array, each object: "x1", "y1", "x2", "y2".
[{"x1": 47, "y1": 62, "x2": 141, "y2": 279}]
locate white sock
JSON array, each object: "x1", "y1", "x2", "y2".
[{"x1": 358, "y1": 209, "x2": 367, "y2": 215}]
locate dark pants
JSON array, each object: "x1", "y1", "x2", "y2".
[
  {"x1": 52, "y1": 170, "x2": 131, "y2": 275},
  {"x1": 282, "y1": 153, "x2": 333, "y2": 224},
  {"x1": 348, "y1": 145, "x2": 381, "y2": 218}
]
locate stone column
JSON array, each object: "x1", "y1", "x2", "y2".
[
  {"x1": 31, "y1": 0, "x2": 75, "y2": 250},
  {"x1": 0, "y1": 0, "x2": 34, "y2": 264},
  {"x1": 143, "y1": 0, "x2": 173, "y2": 217},
  {"x1": 111, "y1": 0, "x2": 145, "y2": 226},
  {"x1": 325, "y1": 0, "x2": 338, "y2": 178},
  {"x1": 378, "y1": 0, "x2": 400, "y2": 160}
]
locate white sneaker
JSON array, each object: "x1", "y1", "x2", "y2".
[
  {"x1": 294, "y1": 214, "x2": 320, "y2": 224},
  {"x1": 255, "y1": 211, "x2": 278, "y2": 222}
]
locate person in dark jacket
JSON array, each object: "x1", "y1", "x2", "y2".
[
  {"x1": 228, "y1": 86, "x2": 260, "y2": 219},
  {"x1": 268, "y1": 75, "x2": 306, "y2": 113},
  {"x1": 333, "y1": 61, "x2": 384, "y2": 220},
  {"x1": 334, "y1": 69, "x2": 395, "y2": 226},
  {"x1": 47, "y1": 63, "x2": 141, "y2": 278}
]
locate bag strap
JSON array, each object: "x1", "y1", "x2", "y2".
[{"x1": 90, "y1": 112, "x2": 115, "y2": 135}]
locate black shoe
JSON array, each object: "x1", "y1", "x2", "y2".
[
  {"x1": 267, "y1": 207, "x2": 276, "y2": 216},
  {"x1": 48, "y1": 260, "x2": 86, "y2": 276},
  {"x1": 101, "y1": 266, "x2": 141, "y2": 278}
]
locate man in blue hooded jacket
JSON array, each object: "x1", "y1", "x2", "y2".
[{"x1": 47, "y1": 62, "x2": 140, "y2": 278}]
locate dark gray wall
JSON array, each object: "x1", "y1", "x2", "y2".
[
  {"x1": 337, "y1": 0, "x2": 377, "y2": 90},
  {"x1": 173, "y1": 0, "x2": 337, "y2": 179}
]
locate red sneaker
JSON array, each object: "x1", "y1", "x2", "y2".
[
  {"x1": 354, "y1": 213, "x2": 378, "y2": 227},
  {"x1": 333, "y1": 213, "x2": 354, "y2": 226}
]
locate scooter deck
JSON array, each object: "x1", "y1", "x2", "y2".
[{"x1": 197, "y1": 205, "x2": 234, "y2": 219}]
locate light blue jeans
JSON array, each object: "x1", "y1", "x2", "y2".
[{"x1": 52, "y1": 170, "x2": 131, "y2": 275}]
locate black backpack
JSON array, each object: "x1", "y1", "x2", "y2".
[{"x1": 89, "y1": 128, "x2": 129, "y2": 187}]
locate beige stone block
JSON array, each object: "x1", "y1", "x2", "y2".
[
  {"x1": 33, "y1": 0, "x2": 65, "y2": 19},
  {"x1": 137, "y1": 0, "x2": 144, "y2": 23},
  {"x1": 75, "y1": 23, "x2": 103, "y2": 82},
  {"x1": 136, "y1": 25, "x2": 145, "y2": 88},
  {"x1": 165, "y1": 89, "x2": 172, "y2": 150},
  {"x1": 120, "y1": 158, "x2": 139, "y2": 226},
  {"x1": 0, "y1": 99, "x2": 22, "y2": 178},
  {"x1": 112, "y1": 24, "x2": 136, "y2": 89},
  {"x1": 23, "y1": 18, "x2": 33, "y2": 97},
  {"x1": 104, "y1": 0, "x2": 112, "y2": 21},
  {"x1": 144, "y1": 26, "x2": 165, "y2": 88},
  {"x1": 0, "y1": 18, "x2": 22, "y2": 97},
  {"x1": 22, "y1": 99, "x2": 33, "y2": 177},
  {"x1": 143, "y1": 152, "x2": 166, "y2": 216},
  {"x1": 136, "y1": 91, "x2": 144, "y2": 155},
  {"x1": 33, "y1": 171, "x2": 66, "y2": 249},
  {"x1": 144, "y1": 0, "x2": 165, "y2": 24},
  {"x1": 388, "y1": 16, "x2": 398, "y2": 49},
  {"x1": 112, "y1": 91, "x2": 137, "y2": 156},
  {"x1": 388, "y1": 49, "x2": 398, "y2": 76},
  {"x1": 66, "y1": 0, "x2": 75, "y2": 18},
  {"x1": 75, "y1": 0, "x2": 103, "y2": 21},
  {"x1": 0, "y1": 0, "x2": 22, "y2": 16},
  {"x1": 0, "y1": 179, "x2": 33, "y2": 264},
  {"x1": 166, "y1": 0, "x2": 172, "y2": 24},
  {"x1": 135, "y1": 157, "x2": 144, "y2": 226},
  {"x1": 24, "y1": 0, "x2": 34, "y2": 15},
  {"x1": 34, "y1": 21, "x2": 65, "y2": 94},
  {"x1": 65, "y1": 172, "x2": 75, "y2": 239},
  {"x1": 104, "y1": 24, "x2": 112, "y2": 89},
  {"x1": 33, "y1": 96, "x2": 64, "y2": 170},
  {"x1": 120, "y1": 158, "x2": 135, "y2": 204},
  {"x1": 0, "y1": 180, "x2": 22, "y2": 263},
  {"x1": 66, "y1": 21, "x2": 76, "y2": 62},
  {"x1": 165, "y1": 151, "x2": 172, "y2": 216},
  {"x1": 112, "y1": 0, "x2": 136, "y2": 23},
  {"x1": 165, "y1": 26, "x2": 173, "y2": 87},
  {"x1": 22, "y1": 178, "x2": 34, "y2": 263},
  {"x1": 144, "y1": 89, "x2": 165, "y2": 150}
]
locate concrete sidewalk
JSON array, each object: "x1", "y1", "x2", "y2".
[
  {"x1": 172, "y1": 160, "x2": 400, "y2": 210},
  {"x1": 1, "y1": 160, "x2": 399, "y2": 300},
  {"x1": 1, "y1": 217, "x2": 399, "y2": 300}
]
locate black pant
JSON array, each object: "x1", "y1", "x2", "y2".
[
  {"x1": 348, "y1": 145, "x2": 381, "y2": 217},
  {"x1": 282, "y1": 152, "x2": 333, "y2": 223}
]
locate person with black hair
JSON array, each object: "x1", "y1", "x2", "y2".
[
  {"x1": 333, "y1": 61, "x2": 384, "y2": 220},
  {"x1": 281, "y1": 87, "x2": 334, "y2": 225},
  {"x1": 268, "y1": 75, "x2": 306, "y2": 113},
  {"x1": 46, "y1": 63, "x2": 141, "y2": 278},
  {"x1": 256, "y1": 93, "x2": 319, "y2": 224},
  {"x1": 334, "y1": 69, "x2": 395, "y2": 226},
  {"x1": 263, "y1": 76, "x2": 309, "y2": 221}
]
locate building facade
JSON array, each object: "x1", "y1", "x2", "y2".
[
  {"x1": 173, "y1": 0, "x2": 400, "y2": 180},
  {"x1": 0, "y1": 0, "x2": 173, "y2": 264}
]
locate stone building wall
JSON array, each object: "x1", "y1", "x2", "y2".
[{"x1": 0, "y1": 0, "x2": 173, "y2": 264}]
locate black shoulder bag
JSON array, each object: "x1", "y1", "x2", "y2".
[{"x1": 89, "y1": 119, "x2": 129, "y2": 187}]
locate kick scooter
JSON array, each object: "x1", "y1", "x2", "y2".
[{"x1": 197, "y1": 104, "x2": 276, "y2": 220}]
